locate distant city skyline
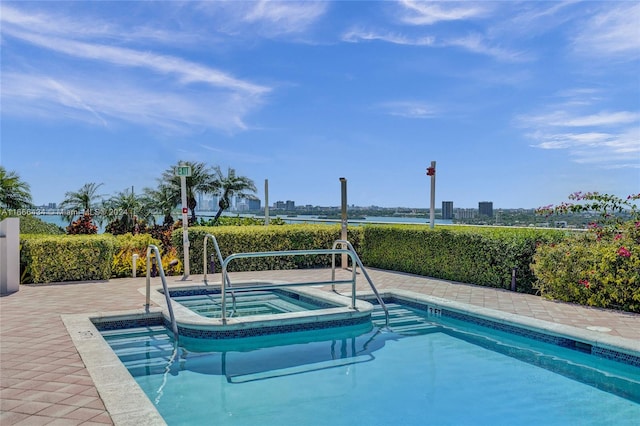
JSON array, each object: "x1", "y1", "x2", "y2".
[{"x1": 2, "y1": 2, "x2": 638, "y2": 209}]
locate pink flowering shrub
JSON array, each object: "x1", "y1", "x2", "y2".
[{"x1": 532, "y1": 193, "x2": 640, "y2": 313}]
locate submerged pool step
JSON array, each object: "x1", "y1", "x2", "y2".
[
  {"x1": 100, "y1": 325, "x2": 168, "y2": 339},
  {"x1": 371, "y1": 304, "x2": 440, "y2": 334},
  {"x1": 175, "y1": 291, "x2": 321, "y2": 318}
]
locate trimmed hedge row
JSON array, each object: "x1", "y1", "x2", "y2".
[
  {"x1": 361, "y1": 225, "x2": 567, "y2": 293},
  {"x1": 172, "y1": 225, "x2": 363, "y2": 274},
  {"x1": 20, "y1": 225, "x2": 565, "y2": 295},
  {"x1": 21, "y1": 234, "x2": 115, "y2": 283},
  {"x1": 20, "y1": 233, "x2": 181, "y2": 283}
]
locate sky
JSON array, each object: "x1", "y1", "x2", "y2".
[{"x1": 1, "y1": 1, "x2": 639, "y2": 210}]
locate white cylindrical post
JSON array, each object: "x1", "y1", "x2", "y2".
[
  {"x1": 181, "y1": 175, "x2": 190, "y2": 279},
  {"x1": 264, "y1": 179, "x2": 270, "y2": 226},
  {"x1": 132, "y1": 254, "x2": 138, "y2": 278}
]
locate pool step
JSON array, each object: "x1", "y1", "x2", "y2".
[
  {"x1": 103, "y1": 326, "x2": 177, "y2": 374},
  {"x1": 372, "y1": 304, "x2": 440, "y2": 335},
  {"x1": 100, "y1": 325, "x2": 167, "y2": 338}
]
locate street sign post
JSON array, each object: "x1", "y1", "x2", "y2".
[{"x1": 176, "y1": 165, "x2": 192, "y2": 280}]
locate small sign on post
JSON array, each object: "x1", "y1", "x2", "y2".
[{"x1": 176, "y1": 166, "x2": 192, "y2": 177}]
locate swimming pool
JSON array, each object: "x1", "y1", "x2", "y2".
[{"x1": 97, "y1": 294, "x2": 640, "y2": 426}]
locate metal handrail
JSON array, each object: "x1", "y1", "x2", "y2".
[
  {"x1": 203, "y1": 233, "x2": 230, "y2": 287},
  {"x1": 220, "y1": 249, "x2": 358, "y2": 323},
  {"x1": 331, "y1": 240, "x2": 389, "y2": 327},
  {"x1": 145, "y1": 244, "x2": 179, "y2": 342},
  {"x1": 203, "y1": 233, "x2": 236, "y2": 316}
]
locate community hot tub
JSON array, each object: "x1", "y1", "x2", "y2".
[{"x1": 143, "y1": 282, "x2": 374, "y2": 339}]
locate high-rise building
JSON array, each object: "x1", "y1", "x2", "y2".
[
  {"x1": 455, "y1": 209, "x2": 476, "y2": 219},
  {"x1": 247, "y1": 199, "x2": 261, "y2": 211},
  {"x1": 285, "y1": 200, "x2": 295, "y2": 210},
  {"x1": 442, "y1": 201, "x2": 453, "y2": 220},
  {"x1": 479, "y1": 201, "x2": 494, "y2": 217}
]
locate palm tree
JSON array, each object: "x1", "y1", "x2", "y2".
[
  {"x1": 212, "y1": 167, "x2": 257, "y2": 224},
  {"x1": 161, "y1": 161, "x2": 219, "y2": 223},
  {"x1": 59, "y1": 182, "x2": 104, "y2": 223},
  {"x1": 0, "y1": 166, "x2": 33, "y2": 210},
  {"x1": 143, "y1": 184, "x2": 179, "y2": 226},
  {"x1": 104, "y1": 188, "x2": 151, "y2": 234}
]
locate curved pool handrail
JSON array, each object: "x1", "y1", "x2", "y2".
[
  {"x1": 203, "y1": 233, "x2": 236, "y2": 317},
  {"x1": 331, "y1": 240, "x2": 389, "y2": 328},
  {"x1": 203, "y1": 233, "x2": 231, "y2": 287},
  {"x1": 145, "y1": 244, "x2": 179, "y2": 342},
  {"x1": 220, "y1": 248, "x2": 358, "y2": 324}
]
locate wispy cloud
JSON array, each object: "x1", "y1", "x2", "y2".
[
  {"x1": 1, "y1": 72, "x2": 261, "y2": 133},
  {"x1": 1, "y1": 4, "x2": 198, "y2": 46},
  {"x1": 571, "y1": 3, "x2": 640, "y2": 59},
  {"x1": 3, "y1": 28, "x2": 268, "y2": 96},
  {"x1": 342, "y1": 27, "x2": 434, "y2": 46},
  {"x1": 396, "y1": 0, "x2": 490, "y2": 25},
  {"x1": 342, "y1": 27, "x2": 528, "y2": 63},
  {"x1": 1, "y1": 4, "x2": 270, "y2": 133},
  {"x1": 443, "y1": 34, "x2": 531, "y2": 62},
  {"x1": 376, "y1": 101, "x2": 439, "y2": 119},
  {"x1": 518, "y1": 91, "x2": 640, "y2": 168},
  {"x1": 196, "y1": 0, "x2": 328, "y2": 37},
  {"x1": 342, "y1": 2, "x2": 527, "y2": 62}
]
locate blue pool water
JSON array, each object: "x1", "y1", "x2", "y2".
[{"x1": 102, "y1": 303, "x2": 640, "y2": 425}]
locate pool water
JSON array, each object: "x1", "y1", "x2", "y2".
[
  {"x1": 102, "y1": 303, "x2": 640, "y2": 425},
  {"x1": 173, "y1": 290, "x2": 324, "y2": 318}
]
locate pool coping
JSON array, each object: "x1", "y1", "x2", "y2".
[
  {"x1": 61, "y1": 288, "x2": 640, "y2": 426},
  {"x1": 61, "y1": 308, "x2": 167, "y2": 426}
]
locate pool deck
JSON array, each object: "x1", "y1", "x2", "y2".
[{"x1": 2, "y1": 267, "x2": 639, "y2": 425}]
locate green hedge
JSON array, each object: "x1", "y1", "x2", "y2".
[
  {"x1": 172, "y1": 225, "x2": 363, "y2": 274},
  {"x1": 361, "y1": 225, "x2": 567, "y2": 293},
  {"x1": 20, "y1": 234, "x2": 115, "y2": 283},
  {"x1": 19, "y1": 215, "x2": 65, "y2": 235}
]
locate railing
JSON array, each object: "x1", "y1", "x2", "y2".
[
  {"x1": 145, "y1": 244, "x2": 179, "y2": 342},
  {"x1": 203, "y1": 234, "x2": 236, "y2": 316},
  {"x1": 221, "y1": 248, "x2": 358, "y2": 324},
  {"x1": 203, "y1": 233, "x2": 231, "y2": 287},
  {"x1": 331, "y1": 240, "x2": 389, "y2": 327}
]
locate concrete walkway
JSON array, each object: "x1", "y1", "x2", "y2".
[{"x1": 1, "y1": 268, "x2": 639, "y2": 425}]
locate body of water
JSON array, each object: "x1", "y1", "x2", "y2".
[{"x1": 36, "y1": 213, "x2": 451, "y2": 233}]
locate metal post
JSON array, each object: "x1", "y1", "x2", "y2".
[
  {"x1": 339, "y1": 177, "x2": 348, "y2": 269},
  {"x1": 132, "y1": 254, "x2": 138, "y2": 278},
  {"x1": 178, "y1": 167, "x2": 191, "y2": 280},
  {"x1": 428, "y1": 161, "x2": 436, "y2": 229},
  {"x1": 264, "y1": 179, "x2": 270, "y2": 226},
  {"x1": 511, "y1": 267, "x2": 517, "y2": 291}
]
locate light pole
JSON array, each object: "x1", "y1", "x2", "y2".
[
  {"x1": 426, "y1": 161, "x2": 436, "y2": 229},
  {"x1": 340, "y1": 177, "x2": 348, "y2": 268},
  {"x1": 264, "y1": 179, "x2": 270, "y2": 226}
]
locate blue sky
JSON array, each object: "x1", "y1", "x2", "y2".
[{"x1": 1, "y1": 1, "x2": 639, "y2": 209}]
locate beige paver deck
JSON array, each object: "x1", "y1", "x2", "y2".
[{"x1": 2, "y1": 268, "x2": 639, "y2": 425}]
